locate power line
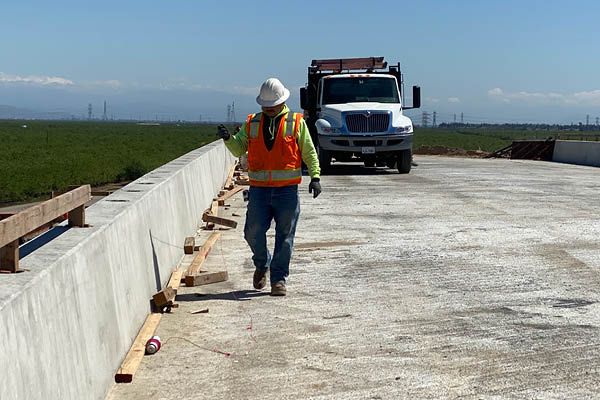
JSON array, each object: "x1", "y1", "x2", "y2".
[{"x1": 421, "y1": 111, "x2": 430, "y2": 128}]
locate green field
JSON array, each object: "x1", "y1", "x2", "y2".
[
  {"x1": 0, "y1": 121, "x2": 584, "y2": 205},
  {"x1": 0, "y1": 121, "x2": 221, "y2": 205}
]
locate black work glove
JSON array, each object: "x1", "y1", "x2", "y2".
[
  {"x1": 217, "y1": 124, "x2": 230, "y2": 140},
  {"x1": 308, "y1": 178, "x2": 321, "y2": 199}
]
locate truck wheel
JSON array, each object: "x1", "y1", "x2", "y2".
[
  {"x1": 397, "y1": 149, "x2": 412, "y2": 174},
  {"x1": 318, "y1": 147, "x2": 332, "y2": 174}
]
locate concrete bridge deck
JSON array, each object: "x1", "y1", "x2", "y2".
[{"x1": 106, "y1": 156, "x2": 600, "y2": 399}]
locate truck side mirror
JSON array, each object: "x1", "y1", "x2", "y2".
[
  {"x1": 412, "y1": 86, "x2": 421, "y2": 109},
  {"x1": 300, "y1": 88, "x2": 308, "y2": 110}
]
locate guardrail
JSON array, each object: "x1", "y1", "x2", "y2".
[{"x1": 0, "y1": 185, "x2": 91, "y2": 273}]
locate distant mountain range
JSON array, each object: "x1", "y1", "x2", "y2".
[{"x1": 0, "y1": 105, "x2": 75, "y2": 120}]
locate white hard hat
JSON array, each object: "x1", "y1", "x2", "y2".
[{"x1": 256, "y1": 78, "x2": 290, "y2": 107}]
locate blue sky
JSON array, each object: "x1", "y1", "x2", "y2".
[{"x1": 1, "y1": 0, "x2": 599, "y2": 123}]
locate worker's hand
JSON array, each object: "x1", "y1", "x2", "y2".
[
  {"x1": 217, "y1": 124, "x2": 230, "y2": 140},
  {"x1": 308, "y1": 178, "x2": 321, "y2": 199}
]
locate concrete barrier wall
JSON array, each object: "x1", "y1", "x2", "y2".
[
  {"x1": 553, "y1": 140, "x2": 600, "y2": 167},
  {"x1": 0, "y1": 141, "x2": 235, "y2": 400}
]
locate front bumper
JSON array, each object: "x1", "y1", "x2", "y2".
[{"x1": 318, "y1": 133, "x2": 412, "y2": 152}]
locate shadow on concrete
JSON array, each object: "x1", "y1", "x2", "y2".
[
  {"x1": 149, "y1": 230, "x2": 162, "y2": 292},
  {"x1": 304, "y1": 163, "x2": 401, "y2": 176},
  {"x1": 176, "y1": 290, "x2": 270, "y2": 302},
  {"x1": 20, "y1": 226, "x2": 70, "y2": 258}
]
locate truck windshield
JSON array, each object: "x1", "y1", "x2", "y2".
[{"x1": 322, "y1": 77, "x2": 400, "y2": 104}]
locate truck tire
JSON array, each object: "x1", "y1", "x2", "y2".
[
  {"x1": 397, "y1": 149, "x2": 412, "y2": 174},
  {"x1": 318, "y1": 147, "x2": 332, "y2": 174}
]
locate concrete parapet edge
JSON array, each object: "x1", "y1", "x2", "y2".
[
  {"x1": 553, "y1": 140, "x2": 600, "y2": 167},
  {"x1": 0, "y1": 141, "x2": 235, "y2": 400}
]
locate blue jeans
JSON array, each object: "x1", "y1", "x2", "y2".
[{"x1": 244, "y1": 185, "x2": 300, "y2": 285}]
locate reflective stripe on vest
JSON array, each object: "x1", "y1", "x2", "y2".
[
  {"x1": 248, "y1": 112, "x2": 301, "y2": 139},
  {"x1": 247, "y1": 113, "x2": 262, "y2": 139},
  {"x1": 248, "y1": 170, "x2": 269, "y2": 182},
  {"x1": 248, "y1": 168, "x2": 302, "y2": 183},
  {"x1": 271, "y1": 168, "x2": 302, "y2": 181}
]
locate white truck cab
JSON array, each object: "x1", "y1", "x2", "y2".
[{"x1": 301, "y1": 58, "x2": 420, "y2": 173}]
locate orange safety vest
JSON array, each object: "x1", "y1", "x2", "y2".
[{"x1": 245, "y1": 111, "x2": 303, "y2": 187}]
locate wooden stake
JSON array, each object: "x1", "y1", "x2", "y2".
[
  {"x1": 183, "y1": 237, "x2": 195, "y2": 254},
  {"x1": 152, "y1": 287, "x2": 176, "y2": 309},
  {"x1": 0, "y1": 240, "x2": 19, "y2": 273},
  {"x1": 68, "y1": 204, "x2": 86, "y2": 227}
]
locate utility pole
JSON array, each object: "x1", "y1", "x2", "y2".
[
  {"x1": 432, "y1": 111, "x2": 437, "y2": 128},
  {"x1": 103, "y1": 101, "x2": 107, "y2": 120},
  {"x1": 231, "y1": 101, "x2": 236, "y2": 122},
  {"x1": 421, "y1": 111, "x2": 430, "y2": 128},
  {"x1": 460, "y1": 112, "x2": 464, "y2": 124},
  {"x1": 87, "y1": 103, "x2": 92, "y2": 120},
  {"x1": 454, "y1": 113, "x2": 456, "y2": 124},
  {"x1": 227, "y1": 105, "x2": 231, "y2": 122}
]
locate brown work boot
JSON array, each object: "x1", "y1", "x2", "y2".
[
  {"x1": 271, "y1": 282, "x2": 287, "y2": 296},
  {"x1": 253, "y1": 268, "x2": 267, "y2": 290}
]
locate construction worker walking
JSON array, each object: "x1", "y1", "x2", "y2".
[{"x1": 217, "y1": 78, "x2": 321, "y2": 296}]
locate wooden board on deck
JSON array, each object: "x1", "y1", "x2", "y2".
[
  {"x1": 185, "y1": 270, "x2": 229, "y2": 287},
  {"x1": 115, "y1": 313, "x2": 162, "y2": 383}
]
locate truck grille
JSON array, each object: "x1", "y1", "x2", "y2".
[{"x1": 345, "y1": 113, "x2": 389, "y2": 133}]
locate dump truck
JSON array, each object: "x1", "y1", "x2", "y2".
[{"x1": 300, "y1": 57, "x2": 420, "y2": 173}]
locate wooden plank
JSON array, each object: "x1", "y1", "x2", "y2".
[
  {"x1": 0, "y1": 185, "x2": 91, "y2": 248},
  {"x1": 185, "y1": 232, "x2": 221, "y2": 284},
  {"x1": 202, "y1": 214, "x2": 238, "y2": 229},
  {"x1": 204, "y1": 200, "x2": 218, "y2": 230},
  {"x1": 216, "y1": 185, "x2": 244, "y2": 205},
  {"x1": 167, "y1": 269, "x2": 185, "y2": 290},
  {"x1": 115, "y1": 312, "x2": 162, "y2": 383},
  {"x1": 223, "y1": 163, "x2": 236, "y2": 190},
  {"x1": 185, "y1": 271, "x2": 228, "y2": 287},
  {"x1": 183, "y1": 237, "x2": 195, "y2": 254},
  {"x1": 0, "y1": 240, "x2": 19, "y2": 273}
]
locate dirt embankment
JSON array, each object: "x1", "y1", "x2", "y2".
[{"x1": 414, "y1": 145, "x2": 489, "y2": 158}]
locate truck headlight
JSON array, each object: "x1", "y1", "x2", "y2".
[
  {"x1": 316, "y1": 118, "x2": 341, "y2": 135},
  {"x1": 395, "y1": 126, "x2": 412, "y2": 133},
  {"x1": 322, "y1": 127, "x2": 341, "y2": 134}
]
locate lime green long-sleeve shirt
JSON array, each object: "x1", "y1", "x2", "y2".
[{"x1": 223, "y1": 105, "x2": 321, "y2": 179}]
